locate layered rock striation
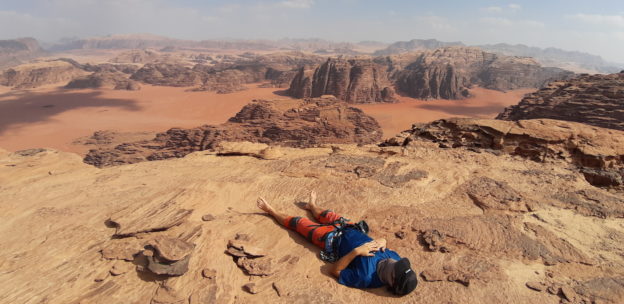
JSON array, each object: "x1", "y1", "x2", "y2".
[
  {"x1": 383, "y1": 118, "x2": 624, "y2": 189},
  {"x1": 84, "y1": 96, "x2": 382, "y2": 167},
  {"x1": 497, "y1": 72, "x2": 624, "y2": 131},
  {"x1": 288, "y1": 58, "x2": 397, "y2": 103}
]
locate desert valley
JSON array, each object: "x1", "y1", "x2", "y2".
[{"x1": 1, "y1": 3, "x2": 624, "y2": 304}]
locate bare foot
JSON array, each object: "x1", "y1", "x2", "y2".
[
  {"x1": 257, "y1": 197, "x2": 274, "y2": 213},
  {"x1": 305, "y1": 190, "x2": 318, "y2": 211}
]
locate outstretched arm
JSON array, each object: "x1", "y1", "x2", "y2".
[{"x1": 330, "y1": 242, "x2": 380, "y2": 278}]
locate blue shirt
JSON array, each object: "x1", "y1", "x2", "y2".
[{"x1": 336, "y1": 228, "x2": 401, "y2": 289}]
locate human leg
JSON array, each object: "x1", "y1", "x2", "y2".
[
  {"x1": 257, "y1": 197, "x2": 289, "y2": 226},
  {"x1": 257, "y1": 196, "x2": 334, "y2": 248},
  {"x1": 304, "y1": 191, "x2": 346, "y2": 224}
]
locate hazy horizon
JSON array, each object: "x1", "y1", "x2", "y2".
[{"x1": 2, "y1": 0, "x2": 624, "y2": 63}]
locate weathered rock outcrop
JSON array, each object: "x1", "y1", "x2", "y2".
[
  {"x1": 109, "y1": 49, "x2": 170, "y2": 64},
  {"x1": 288, "y1": 58, "x2": 396, "y2": 103},
  {"x1": 0, "y1": 38, "x2": 45, "y2": 69},
  {"x1": 288, "y1": 47, "x2": 573, "y2": 101},
  {"x1": 65, "y1": 71, "x2": 141, "y2": 90},
  {"x1": 0, "y1": 59, "x2": 86, "y2": 89},
  {"x1": 383, "y1": 118, "x2": 624, "y2": 189},
  {"x1": 130, "y1": 63, "x2": 204, "y2": 87},
  {"x1": 129, "y1": 52, "x2": 325, "y2": 91},
  {"x1": 382, "y1": 47, "x2": 574, "y2": 99},
  {"x1": 84, "y1": 96, "x2": 382, "y2": 167},
  {"x1": 4, "y1": 140, "x2": 624, "y2": 303},
  {"x1": 497, "y1": 72, "x2": 624, "y2": 131},
  {"x1": 81, "y1": 63, "x2": 139, "y2": 74}
]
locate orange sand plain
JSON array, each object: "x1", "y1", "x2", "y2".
[
  {"x1": 0, "y1": 85, "x2": 533, "y2": 154},
  {"x1": 355, "y1": 87, "x2": 534, "y2": 137},
  {"x1": 0, "y1": 84, "x2": 288, "y2": 153}
]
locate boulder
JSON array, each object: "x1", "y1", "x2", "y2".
[{"x1": 150, "y1": 237, "x2": 195, "y2": 262}]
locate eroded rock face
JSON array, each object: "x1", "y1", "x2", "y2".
[
  {"x1": 288, "y1": 58, "x2": 397, "y2": 103},
  {"x1": 84, "y1": 96, "x2": 382, "y2": 167},
  {"x1": 383, "y1": 118, "x2": 624, "y2": 189},
  {"x1": 130, "y1": 63, "x2": 204, "y2": 87},
  {"x1": 384, "y1": 47, "x2": 573, "y2": 99},
  {"x1": 288, "y1": 47, "x2": 572, "y2": 101},
  {"x1": 0, "y1": 59, "x2": 86, "y2": 89},
  {"x1": 0, "y1": 38, "x2": 45, "y2": 69},
  {"x1": 497, "y1": 72, "x2": 624, "y2": 131},
  {"x1": 65, "y1": 71, "x2": 141, "y2": 90}
]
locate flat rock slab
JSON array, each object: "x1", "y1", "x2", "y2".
[
  {"x1": 146, "y1": 255, "x2": 191, "y2": 277},
  {"x1": 151, "y1": 237, "x2": 195, "y2": 262},
  {"x1": 108, "y1": 198, "x2": 192, "y2": 237}
]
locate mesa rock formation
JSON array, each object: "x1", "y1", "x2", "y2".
[
  {"x1": 0, "y1": 59, "x2": 86, "y2": 89},
  {"x1": 383, "y1": 47, "x2": 573, "y2": 99},
  {"x1": 497, "y1": 72, "x2": 624, "y2": 131},
  {"x1": 84, "y1": 96, "x2": 382, "y2": 167},
  {"x1": 288, "y1": 58, "x2": 397, "y2": 103},
  {"x1": 383, "y1": 118, "x2": 624, "y2": 189},
  {"x1": 288, "y1": 47, "x2": 573, "y2": 101},
  {"x1": 0, "y1": 37, "x2": 45, "y2": 69},
  {"x1": 127, "y1": 52, "x2": 325, "y2": 92},
  {"x1": 65, "y1": 71, "x2": 141, "y2": 90}
]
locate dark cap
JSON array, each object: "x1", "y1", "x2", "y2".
[{"x1": 392, "y1": 258, "x2": 418, "y2": 296}]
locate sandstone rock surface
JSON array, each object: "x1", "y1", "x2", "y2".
[
  {"x1": 384, "y1": 47, "x2": 573, "y2": 99},
  {"x1": 0, "y1": 37, "x2": 45, "y2": 69},
  {"x1": 497, "y1": 72, "x2": 624, "y2": 131},
  {"x1": 2, "y1": 144, "x2": 624, "y2": 303},
  {"x1": 288, "y1": 47, "x2": 573, "y2": 101},
  {"x1": 383, "y1": 118, "x2": 624, "y2": 189},
  {"x1": 84, "y1": 96, "x2": 382, "y2": 167},
  {"x1": 65, "y1": 71, "x2": 141, "y2": 90},
  {"x1": 0, "y1": 59, "x2": 86, "y2": 89},
  {"x1": 288, "y1": 58, "x2": 396, "y2": 103}
]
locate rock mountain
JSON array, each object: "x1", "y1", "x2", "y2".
[
  {"x1": 497, "y1": 72, "x2": 624, "y2": 131},
  {"x1": 84, "y1": 96, "x2": 382, "y2": 167},
  {"x1": 288, "y1": 47, "x2": 573, "y2": 102},
  {"x1": 0, "y1": 38, "x2": 45, "y2": 69}
]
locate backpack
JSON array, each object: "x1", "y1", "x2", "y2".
[{"x1": 319, "y1": 218, "x2": 369, "y2": 263}]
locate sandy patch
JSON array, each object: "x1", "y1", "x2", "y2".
[
  {"x1": 355, "y1": 88, "x2": 534, "y2": 137},
  {"x1": 0, "y1": 84, "x2": 288, "y2": 154},
  {"x1": 0, "y1": 85, "x2": 534, "y2": 154}
]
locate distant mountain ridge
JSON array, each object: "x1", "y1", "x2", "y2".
[
  {"x1": 0, "y1": 38, "x2": 46, "y2": 69},
  {"x1": 47, "y1": 34, "x2": 376, "y2": 55},
  {"x1": 477, "y1": 43, "x2": 622, "y2": 74},
  {"x1": 374, "y1": 38, "x2": 622, "y2": 74},
  {"x1": 373, "y1": 39, "x2": 465, "y2": 56}
]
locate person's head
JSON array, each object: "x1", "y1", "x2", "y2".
[
  {"x1": 391, "y1": 258, "x2": 418, "y2": 296},
  {"x1": 378, "y1": 257, "x2": 418, "y2": 296}
]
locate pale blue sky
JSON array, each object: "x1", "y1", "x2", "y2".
[{"x1": 1, "y1": 0, "x2": 624, "y2": 62}]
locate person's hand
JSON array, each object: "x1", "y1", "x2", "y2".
[
  {"x1": 354, "y1": 242, "x2": 381, "y2": 257},
  {"x1": 373, "y1": 238, "x2": 387, "y2": 252}
]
